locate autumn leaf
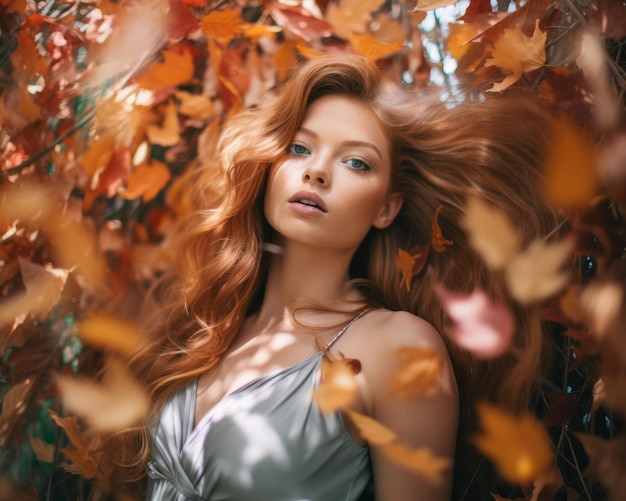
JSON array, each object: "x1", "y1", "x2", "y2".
[
  {"x1": 146, "y1": 100, "x2": 180, "y2": 147},
  {"x1": 56, "y1": 358, "x2": 148, "y2": 431},
  {"x1": 435, "y1": 285, "x2": 515, "y2": 358},
  {"x1": 79, "y1": 135, "x2": 116, "y2": 176},
  {"x1": 446, "y1": 22, "x2": 481, "y2": 62},
  {"x1": 389, "y1": 346, "x2": 443, "y2": 397},
  {"x1": 269, "y1": 5, "x2": 334, "y2": 42},
  {"x1": 413, "y1": 0, "x2": 459, "y2": 11},
  {"x1": 540, "y1": 391, "x2": 580, "y2": 427},
  {"x1": 381, "y1": 441, "x2": 450, "y2": 483},
  {"x1": 313, "y1": 359, "x2": 359, "y2": 414},
  {"x1": 345, "y1": 410, "x2": 398, "y2": 445},
  {"x1": 580, "y1": 280, "x2": 622, "y2": 338},
  {"x1": 48, "y1": 410, "x2": 100, "y2": 478},
  {"x1": 462, "y1": 197, "x2": 520, "y2": 269},
  {"x1": 505, "y1": 237, "x2": 574, "y2": 304},
  {"x1": 0, "y1": 379, "x2": 32, "y2": 444},
  {"x1": 544, "y1": 117, "x2": 598, "y2": 208},
  {"x1": 349, "y1": 34, "x2": 404, "y2": 61},
  {"x1": 17, "y1": 258, "x2": 68, "y2": 318},
  {"x1": 201, "y1": 10, "x2": 249, "y2": 38},
  {"x1": 30, "y1": 437, "x2": 54, "y2": 463},
  {"x1": 325, "y1": 0, "x2": 386, "y2": 39},
  {"x1": 396, "y1": 243, "x2": 430, "y2": 292},
  {"x1": 76, "y1": 314, "x2": 144, "y2": 355},
  {"x1": 137, "y1": 48, "x2": 195, "y2": 91},
  {"x1": 122, "y1": 160, "x2": 171, "y2": 203},
  {"x1": 11, "y1": 30, "x2": 48, "y2": 78},
  {"x1": 575, "y1": 433, "x2": 626, "y2": 500},
  {"x1": 474, "y1": 402, "x2": 554, "y2": 485},
  {"x1": 432, "y1": 206, "x2": 453, "y2": 252},
  {"x1": 485, "y1": 20, "x2": 546, "y2": 92}
]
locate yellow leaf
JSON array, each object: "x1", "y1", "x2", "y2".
[
  {"x1": 485, "y1": 21, "x2": 546, "y2": 92},
  {"x1": 505, "y1": 237, "x2": 573, "y2": 303},
  {"x1": 446, "y1": 22, "x2": 480, "y2": 62},
  {"x1": 544, "y1": 118, "x2": 598, "y2": 207},
  {"x1": 473, "y1": 402, "x2": 553, "y2": 485},
  {"x1": 56, "y1": 358, "x2": 148, "y2": 431},
  {"x1": 345, "y1": 410, "x2": 398, "y2": 445},
  {"x1": 137, "y1": 49, "x2": 194, "y2": 91},
  {"x1": 432, "y1": 206, "x2": 453, "y2": 252},
  {"x1": 381, "y1": 441, "x2": 450, "y2": 483},
  {"x1": 122, "y1": 160, "x2": 171, "y2": 203},
  {"x1": 349, "y1": 34, "x2": 404, "y2": 62},
  {"x1": 176, "y1": 91, "x2": 215, "y2": 119},
  {"x1": 146, "y1": 100, "x2": 180, "y2": 146},
  {"x1": 390, "y1": 347, "x2": 443, "y2": 397},
  {"x1": 52, "y1": 219, "x2": 105, "y2": 285},
  {"x1": 413, "y1": 0, "x2": 459, "y2": 11},
  {"x1": 201, "y1": 10, "x2": 249, "y2": 38},
  {"x1": 325, "y1": 0, "x2": 386, "y2": 39},
  {"x1": 462, "y1": 197, "x2": 521, "y2": 269},
  {"x1": 313, "y1": 359, "x2": 359, "y2": 414},
  {"x1": 80, "y1": 135, "x2": 116, "y2": 176},
  {"x1": 77, "y1": 314, "x2": 144, "y2": 355}
]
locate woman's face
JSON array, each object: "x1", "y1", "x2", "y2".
[{"x1": 264, "y1": 94, "x2": 402, "y2": 253}]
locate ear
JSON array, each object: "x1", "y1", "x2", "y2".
[{"x1": 373, "y1": 192, "x2": 403, "y2": 229}]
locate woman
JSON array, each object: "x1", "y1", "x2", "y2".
[{"x1": 103, "y1": 53, "x2": 561, "y2": 500}]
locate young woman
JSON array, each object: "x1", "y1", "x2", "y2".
[{"x1": 103, "y1": 54, "x2": 561, "y2": 500}]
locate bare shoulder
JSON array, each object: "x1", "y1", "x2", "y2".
[{"x1": 356, "y1": 308, "x2": 449, "y2": 358}]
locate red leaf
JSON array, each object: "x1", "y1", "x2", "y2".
[
  {"x1": 168, "y1": 0, "x2": 200, "y2": 40},
  {"x1": 268, "y1": 4, "x2": 334, "y2": 41},
  {"x1": 431, "y1": 206, "x2": 453, "y2": 253}
]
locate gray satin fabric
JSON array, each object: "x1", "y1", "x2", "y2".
[{"x1": 146, "y1": 351, "x2": 371, "y2": 501}]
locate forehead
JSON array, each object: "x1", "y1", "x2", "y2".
[{"x1": 300, "y1": 95, "x2": 390, "y2": 157}]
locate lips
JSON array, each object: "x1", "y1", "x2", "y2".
[{"x1": 288, "y1": 190, "x2": 327, "y2": 212}]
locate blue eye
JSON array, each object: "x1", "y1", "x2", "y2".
[
  {"x1": 287, "y1": 143, "x2": 310, "y2": 155},
  {"x1": 346, "y1": 158, "x2": 371, "y2": 171}
]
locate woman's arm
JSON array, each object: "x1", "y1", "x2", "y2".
[{"x1": 359, "y1": 311, "x2": 459, "y2": 501}]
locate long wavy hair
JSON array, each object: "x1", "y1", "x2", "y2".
[{"x1": 98, "y1": 54, "x2": 562, "y2": 495}]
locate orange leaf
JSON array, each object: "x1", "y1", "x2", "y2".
[
  {"x1": 325, "y1": 0, "x2": 386, "y2": 39},
  {"x1": 485, "y1": 20, "x2": 546, "y2": 92},
  {"x1": 11, "y1": 30, "x2": 48, "y2": 78},
  {"x1": 446, "y1": 22, "x2": 481, "y2": 62},
  {"x1": 397, "y1": 243, "x2": 431, "y2": 292},
  {"x1": 79, "y1": 135, "x2": 116, "y2": 176},
  {"x1": 201, "y1": 10, "x2": 249, "y2": 38},
  {"x1": 431, "y1": 206, "x2": 453, "y2": 252},
  {"x1": 381, "y1": 441, "x2": 450, "y2": 483},
  {"x1": 313, "y1": 359, "x2": 359, "y2": 414},
  {"x1": 30, "y1": 437, "x2": 54, "y2": 463},
  {"x1": 48, "y1": 410, "x2": 100, "y2": 478},
  {"x1": 146, "y1": 100, "x2": 180, "y2": 147},
  {"x1": 137, "y1": 48, "x2": 194, "y2": 91},
  {"x1": 345, "y1": 410, "x2": 398, "y2": 445},
  {"x1": 349, "y1": 34, "x2": 403, "y2": 61},
  {"x1": 273, "y1": 42, "x2": 298, "y2": 83},
  {"x1": 544, "y1": 118, "x2": 598, "y2": 207},
  {"x1": 122, "y1": 160, "x2": 171, "y2": 202},
  {"x1": 473, "y1": 402, "x2": 553, "y2": 485},
  {"x1": 244, "y1": 24, "x2": 282, "y2": 40},
  {"x1": 390, "y1": 347, "x2": 443, "y2": 397},
  {"x1": 77, "y1": 314, "x2": 144, "y2": 355}
]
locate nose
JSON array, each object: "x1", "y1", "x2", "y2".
[{"x1": 302, "y1": 154, "x2": 330, "y2": 186}]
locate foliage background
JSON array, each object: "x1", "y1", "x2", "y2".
[{"x1": 0, "y1": 0, "x2": 624, "y2": 499}]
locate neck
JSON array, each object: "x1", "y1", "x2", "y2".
[{"x1": 254, "y1": 240, "x2": 360, "y2": 331}]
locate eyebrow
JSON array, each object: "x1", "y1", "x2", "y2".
[{"x1": 298, "y1": 127, "x2": 384, "y2": 161}]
